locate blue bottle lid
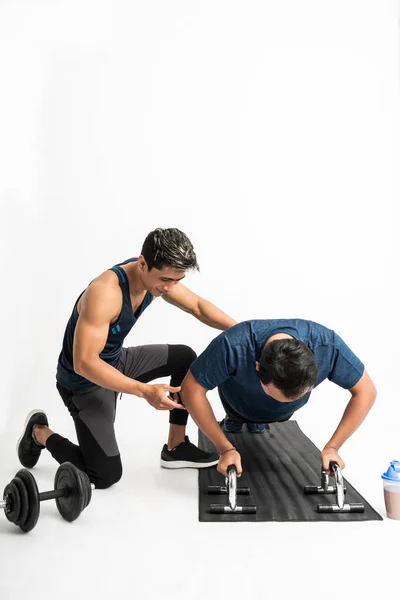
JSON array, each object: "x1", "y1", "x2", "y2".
[{"x1": 382, "y1": 461, "x2": 400, "y2": 482}]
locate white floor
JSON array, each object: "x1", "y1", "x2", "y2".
[
  {"x1": 0, "y1": 0, "x2": 398, "y2": 596},
  {"x1": 0, "y1": 397, "x2": 398, "y2": 600}
]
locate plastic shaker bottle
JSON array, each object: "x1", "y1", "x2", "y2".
[{"x1": 382, "y1": 461, "x2": 400, "y2": 520}]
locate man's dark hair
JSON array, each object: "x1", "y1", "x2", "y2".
[
  {"x1": 259, "y1": 339, "x2": 318, "y2": 400},
  {"x1": 141, "y1": 228, "x2": 200, "y2": 272}
]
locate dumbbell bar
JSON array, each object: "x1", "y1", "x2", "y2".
[{"x1": 1, "y1": 462, "x2": 94, "y2": 533}]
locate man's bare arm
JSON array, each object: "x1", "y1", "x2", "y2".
[
  {"x1": 180, "y1": 371, "x2": 234, "y2": 453},
  {"x1": 321, "y1": 370, "x2": 377, "y2": 471},
  {"x1": 181, "y1": 370, "x2": 243, "y2": 475},
  {"x1": 73, "y1": 283, "x2": 146, "y2": 395},
  {"x1": 73, "y1": 284, "x2": 183, "y2": 411},
  {"x1": 163, "y1": 282, "x2": 237, "y2": 330}
]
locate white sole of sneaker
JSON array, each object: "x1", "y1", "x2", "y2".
[
  {"x1": 160, "y1": 458, "x2": 219, "y2": 469},
  {"x1": 16, "y1": 408, "x2": 48, "y2": 456}
]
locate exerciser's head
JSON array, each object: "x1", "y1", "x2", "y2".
[
  {"x1": 138, "y1": 228, "x2": 199, "y2": 297},
  {"x1": 256, "y1": 338, "x2": 318, "y2": 402}
]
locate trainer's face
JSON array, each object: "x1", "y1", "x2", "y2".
[
  {"x1": 255, "y1": 362, "x2": 310, "y2": 403},
  {"x1": 139, "y1": 258, "x2": 185, "y2": 296}
]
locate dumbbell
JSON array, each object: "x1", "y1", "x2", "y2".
[
  {"x1": 1, "y1": 462, "x2": 94, "y2": 532},
  {"x1": 208, "y1": 464, "x2": 257, "y2": 514}
]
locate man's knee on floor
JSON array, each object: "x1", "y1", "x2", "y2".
[{"x1": 88, "y1": 459, "x2": 123, "y2": 490}]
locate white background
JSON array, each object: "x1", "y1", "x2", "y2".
[{"x1": 0, "y1": 1, "x2": 399, "y2": 599}]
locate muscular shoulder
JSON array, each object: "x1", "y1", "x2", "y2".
[{"x1": 79, "y1": 270, "x2": 122, "y2": 323}]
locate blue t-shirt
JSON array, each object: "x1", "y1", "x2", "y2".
[{"x1": 190, "y1": 319, "x2": 365, "y2": 422}]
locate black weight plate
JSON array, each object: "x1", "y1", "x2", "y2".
[
  {"x1": 16, "y1": 469, "x2": 40, "y2": 532},
  {"x1": 55, "y1": 462, "x2": 84, "y2": 522},
  {"x1": 74, "y1": 469, "x2": 87, "y2": 510},
  {"x1": 78, "y1": 469, "x2": 92, "y2": 510},
  {"x1": 13, "y1": 476, "x2": 29, "y2": 528},
  {"x1": 3, "y1": 481, "x2": 20, "y2": 524},
  {"x1": 79, "y1": 471, "x2": 88, "y2": 510}
]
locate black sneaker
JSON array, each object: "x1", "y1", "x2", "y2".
[
  {"x1": 17, "y1": 409, "x2": 49, "y2": 468},
  {"x1": 160, "y1": 436, "x2": 219, "y2": 469}
]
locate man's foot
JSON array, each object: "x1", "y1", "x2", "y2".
[
  {"x1": 223, "y1": 416, "x2": 243, "y2": 433},
  {"x1": 247, "y1": 422, "x2": 265, "y2": 434},
  {"x1": 160, "y1": 436, "x2": 219, "y2": 469},
  {"x1": 17, "y1": 409, "x2": 49, "y2": 468}
]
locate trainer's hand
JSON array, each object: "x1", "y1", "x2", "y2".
[
  {"x1": 143, "y1": 384, "x2": 186, "y2": 411},
  {"x1": 321, "y1": 446, "x2": 345, "y2": 474},
  {"x1": 217, "y1": 449, "x2": 242, "y2": 477}
]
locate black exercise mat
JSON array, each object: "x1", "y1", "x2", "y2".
[{"x1": 198, "y1": 421, "x2": 382, "y2": 522}]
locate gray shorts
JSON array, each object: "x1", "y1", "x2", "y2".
[{"x1": 58, "y1": 344, "x2": 194, "y2": 457}]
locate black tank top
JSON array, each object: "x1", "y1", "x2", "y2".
[{"x1": 56, "y1": 258, "x2": 154, "y2": 391}]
